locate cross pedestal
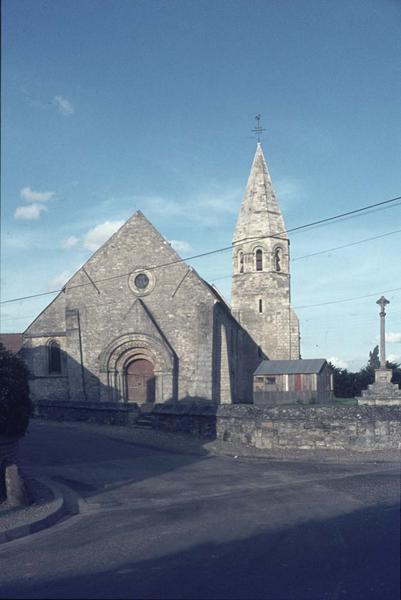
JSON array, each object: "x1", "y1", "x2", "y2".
[{"x1": 374, "y1": 368, "x2": 392, "y2": 384}]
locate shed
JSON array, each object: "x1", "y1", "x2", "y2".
[{"x1": 253, "y1": 359, "x2": 334, "y2": 406}]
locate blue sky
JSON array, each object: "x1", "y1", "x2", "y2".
[{"x1": 2, "y1": 0, "x2": 401, "y2": 370}]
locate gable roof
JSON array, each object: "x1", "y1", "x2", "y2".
[
  {"x1": 0, "y1": 333, "x2": 23, "y2": 354},
  {"x1": 255, "y1": 359, "x2": 329, "y2": 376},
  {"x1": 24, "y1": 210, "x2": 220, "y2": 335}
]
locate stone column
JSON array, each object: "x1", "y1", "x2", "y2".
[
  {"x1": 375, "y1": 296, "x2": 392, "y2": 384},
  {"x1": 377, "y1": 296, "x2": 389, "y2": 368}
]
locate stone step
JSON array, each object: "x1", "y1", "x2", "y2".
[{"x1": 133, "y1": 414, "x2": 154, "y2": 429}]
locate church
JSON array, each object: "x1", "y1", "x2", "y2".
[{"x1": 22, "y1": 143, "x2": 300, "y2": 406}]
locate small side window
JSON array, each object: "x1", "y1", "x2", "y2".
[
  {"x1": 239, "y1": 252, "x2": 244, "y2": 273},
  {"x1": 274, "y1": 247, "x2": 282, "y2": 272},
  {"x1": 48, "y1": 341, "x2": 61, "y2": 373},
  {"x1": 255, "y1": 249, "x2": 263, "y2": 271}
]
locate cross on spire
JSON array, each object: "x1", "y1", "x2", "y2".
[{"x1": 252, "y1": 114, "x2": 266, "y2": 143}]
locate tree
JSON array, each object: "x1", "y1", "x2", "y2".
[
  {"x1": 0, "y1": 343, "x2": 32, "y2": 505},
  {"x1": 387, "y1": 361, "x2": 401, "y2": 387},
  {"x1": 330, "y1": 348, "x2": 401, "y2": 399},
  {"x1": 329, "y1": 364, "x2": 360, "y2": 398},
  {"x1": 0, "y1": 343, "x2": 32, "y2": 437}
]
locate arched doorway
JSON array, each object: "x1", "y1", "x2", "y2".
[{"x1": 125, "y1": 359, "x2": 155, "y2": 404}]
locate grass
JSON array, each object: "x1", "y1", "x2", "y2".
[{"x1": 334, "y1": 397, "x2": 358, "y2": 406}]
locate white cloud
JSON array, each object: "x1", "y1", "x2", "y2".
[
  {"x1": 169, "y1": 240, "x2": 193, "y2": 254},
  {"x1": 196, "y1": 189, "x2": 240, "y2": 215},
  {"x1": 276, "y1": 177, "x2": 306, "y2": 201},
  {"x1": 327, "y1": 356, "x2": 348, "y2": 369},
  {"x1": 114, "y1": 188, "x2": 241, "y2": 227},
  {"x1": 387, "y1": 353, "x2": 401, "y2": 364},
  {"x1": 14, "y1": 203, "x2": 48, "y2": 220},
  {"x1": 83, "y1": 220, "x2": 125, "y2": 251},
  {"x1": 53, "y1": 95, "x2": 74, "y2": 116},
  {"x1": 61, "y1": 235, "x2": 79, "y2": 249},
  {"x1": 386, "y1": 332, "x2": 401, "y2": 343},
  {"x1": 20, "y1": 186, "x2": 55, "y2": 203},
  {"x1": 47, "y1": 270, "x2": 71, "y2": 291}
]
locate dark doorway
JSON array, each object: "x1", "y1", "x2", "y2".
[{"x1": 126, "y1": 359, "x2": 155, "y2": 404}]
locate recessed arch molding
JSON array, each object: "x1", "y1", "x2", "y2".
[{"x1": 98, "y1": 332, "x2": 177, "y2": 403}]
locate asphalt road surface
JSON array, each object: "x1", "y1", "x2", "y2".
[{"x1": 0, "y1": 420, "x2": 399, "y2": 600}]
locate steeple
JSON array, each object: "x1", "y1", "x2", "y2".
[
  {"x1": 231, "y1": 143, "x2": 300, "y2": 360},
  {"x1": 233, "y1": 143, "x2": 287, "y2": 245}
]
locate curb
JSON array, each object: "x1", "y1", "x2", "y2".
[{"x1": 0, "y1": 478, "x2": 68, "y2": 545}]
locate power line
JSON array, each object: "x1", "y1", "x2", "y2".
[
  {"x1": 292, "y1": 228, "x2": 401, "y2": 261},
  {"x1": 209, "y1": 227, "x2": 401, "y2": 282},
  {"x1": 283, "y1": 195, "x2": 401, "y2": 237},
  {"x1": 293, "y1": 287, "x2": 401, "y2": 310},
  {"x1": 0, "y1": 289, "x2": 61, "y2": 305},
  {"x1": 1, "y1": 194, "x2": 401, "y2": 306}
]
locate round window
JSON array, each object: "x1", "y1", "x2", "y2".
[
  {"x1": 128, "y1": 268, "x2": 155, "y2": 296},
  {"x1": 134, "y1": 273, "x2": 149, "y2": 290}
]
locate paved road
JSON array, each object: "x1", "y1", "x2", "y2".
[{"x1": 0, "y1": 421, "x2": 399, "y2": 599}]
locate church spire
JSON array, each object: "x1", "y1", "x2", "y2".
[
  {"x1": 231, "y1": 142, "x2": 300, "y2": 360},
  {"x1": 233, "y1": 143, "x2": 287, "y2": 245}
]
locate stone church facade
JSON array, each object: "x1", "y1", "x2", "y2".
[{"x1": 22, "y1": 144, "x2": 299, "y2": 406}]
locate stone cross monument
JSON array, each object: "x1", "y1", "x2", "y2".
[
  {"x1": 377, "y1": 296, "x2": 389, "y2": 369},
  {"x1": 359, "y1": 296, "x2": 401, "y2": 405}
]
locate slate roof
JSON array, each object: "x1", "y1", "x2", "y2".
[
  {"x1": 254, "y1": 359, "x2": 328, "y2": 376},
  {"x1": 0, "y1": 333, "x2": 23, "y2": 354}
]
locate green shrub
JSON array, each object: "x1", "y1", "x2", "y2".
[{"x1": 0, "y1": 343, "x2": 32, "y2": 437}]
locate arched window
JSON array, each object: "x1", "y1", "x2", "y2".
[
  {"x1": 239, "y1": 252, "x2": 244, "y2": 273},
  {"x1": 255, "y1": 249, "x2": 263, "y2": 271},
  {"x1": 274, "y1": 247, "x2": 282, "y2": 272},
  {"x1": 48, "y1": 340, "x2": 61, "y2": 373}
]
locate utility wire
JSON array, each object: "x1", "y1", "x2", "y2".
[
  {"x1": 292, "y1": 228, "x2": 401, "y2": 261},
  {"x1": 293, "y1": 286, "x2": 401, "y2": 310},
  {"x1": 1, "y1": 194, "x2": 401, "y2": 305},
  {"x1": 209, "y1": 227, "x2": 401, "y2": 282}
]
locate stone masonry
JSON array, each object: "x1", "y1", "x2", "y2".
[
  {"x1": 22, "y1": 144, "x2": 301, "y2": 406},
  {"x1": 231, "y1": 143, "x2": 300, "y2": 359},
  {"x1": 23, "y1": 212, "x2": 260, "y2": 405}
]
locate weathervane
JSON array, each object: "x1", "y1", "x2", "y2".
[{"x1": 252, "y1": 114, "x2": 266, "y2": 143}]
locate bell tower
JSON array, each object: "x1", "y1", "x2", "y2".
[{"x1": 231, "y1": 142, "x2": 300, "y2": 359}]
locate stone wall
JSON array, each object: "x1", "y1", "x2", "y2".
[
  {"x1": 33, "y1": 399, "x2": 401, "y2": 452},
  {"x1": 152, "y1": 401, "x2": 218, "y2": 438},
  {"x1": 151, "y1": 403, "x2": 401, "y2": 451},
  {"x1": 34, "y1": 400, "x2": 140, "y2": 426}
]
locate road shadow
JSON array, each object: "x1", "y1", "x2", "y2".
[
  {"x1": 0, "y1": 501, "x2": 399, "y2": 599},
  {"x1": 17, "y1": 418, "x2": 212, "y2": 502}
]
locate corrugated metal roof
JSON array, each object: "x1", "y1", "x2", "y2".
[
  {"x1": 0, "y1": 333, "x2": 23, "y2": 354},
  {"x1": 254, "y1": 359, "x2": 328, "y2": 376}
]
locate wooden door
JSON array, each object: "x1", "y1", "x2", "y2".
[
  {"x1": 295, "y1": 373, "x2": 302, "y2": 392},
  {"x1": 126, "y1": 359, "x2": 155, "y2": 404}
]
